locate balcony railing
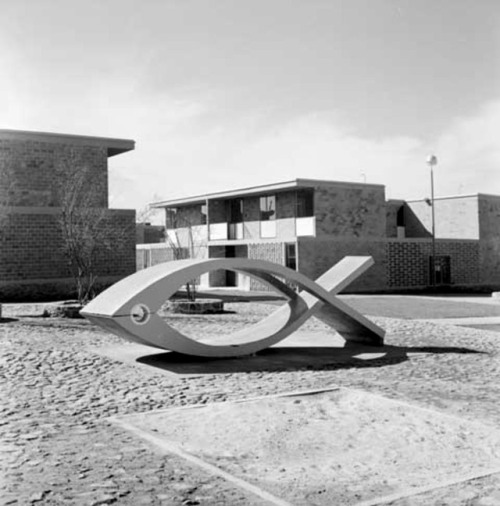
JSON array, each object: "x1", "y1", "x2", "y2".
[
  {"x1": 208, "y1": 223, "x2": 228, "y2": 241},
  {"x1": 260, "y1": 221, "x2": 276, "y2": 238},
  {"x1": 296, "y1": 216, "x2": 316, "y2": 237},
  {"x1": 208, "y1": 222, "x2": 244, "y2": 241},
  {"x1": 208, "y1": 217, "x2": 315, "y2": 241}
]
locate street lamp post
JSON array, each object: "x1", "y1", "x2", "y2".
[{"x1": 427, "y1": 155, "x2": 438, "y2": 286}]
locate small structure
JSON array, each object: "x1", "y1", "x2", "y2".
[
  {"x1": 136, "y1": 222, "x2": 165, "y2": 245},
  {"x1": 81, "y1": 256, "x2": 385, "y2": 358}
]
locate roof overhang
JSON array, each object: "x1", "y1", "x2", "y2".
[
  {"x1": 0, "y1": 129, "x2": 135, "y2": 157},
  {"x1": 151, "y1": 178, "x2": 384, "y2": 208}
]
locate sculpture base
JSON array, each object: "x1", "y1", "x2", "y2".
[{"x1": 43, "y1": 302, "x2": 84, "y2": 319}]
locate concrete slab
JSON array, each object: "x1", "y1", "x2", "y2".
[
  {"x1": 416, "y1": 316, "x2": 500, "y2": 334},
  {"x1": 111, "y1": 388, "x2": 500, "y2": 506},
  {"x1": 420, "y1": 316, "x2": 500, "y2": 325},
  {"x1": 92, "y1": 330, "x2": 404, "y2": 377}
]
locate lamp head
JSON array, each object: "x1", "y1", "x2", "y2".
[{"x1": 426, "y1": 155, "x2": 438, "y2": 166}]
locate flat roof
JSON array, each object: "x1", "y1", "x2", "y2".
[
  {"x1": 0, "y1": 129, "x2": 135, "y2": 157},
  {"x1": 151, "y1": 178, "x2": 384, "y2": 208}
]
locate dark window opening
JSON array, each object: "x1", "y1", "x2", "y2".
[
  {"x1": 430, "y1": 255, "x2": 451, "y2": 285},
  {"x1": 285, "y1": 243, "x2": 297, "y2": 271},
  {"x1": 260, "y1": 195, "x2": 276, "y2": 221},
  {"x1": 166, "y1": 208, "x2": 177, "y2": 228},
  {"x1": 397, "y1": 206, "x2": 405, "y2": 227},
  {"x1": 225, "y1": 246, "x2": 237, "y2": 286},
  {"x1": 228, "y1": 198, "x2": 243, "y2": 223},
  {"x1": 296, "y1": 189, "x2": 314, "y2": 218}
]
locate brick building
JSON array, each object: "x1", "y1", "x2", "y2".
[
  {"x1": 136, "y1": 223, "x2": 165, "y2": 245},
  {"x1": 0, "y1": 129, "x2": 136, "y2": 300},
  {"x1": 140, "y1": 179, "x2": 500, "y2": 293}
]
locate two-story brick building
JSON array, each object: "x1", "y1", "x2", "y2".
[
  {"x1": 144, "y1": 178, "x2": 500, "y2": 293},
  {"x1": 0, "y1": 129, "x2": 136, "y2": 300}
]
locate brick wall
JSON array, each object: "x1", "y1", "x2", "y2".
[
  {"x1": 207, "y1": 200, "x2": 226, "y2": 224},
  {"x1": 479, "y1": 239, "x2": 500, "y2": 287},
  {"x1": 0, "y1": 208, "x2": 135, "y2": 300},
  {"x1": 136, "y1": 224, "x2": 165, "y2": 244},
  {"x1": 313, "y1": 183, "x2": 386, "y2": 238},
  {"x1": 276, "y1": 191, "x2": 296, "y2": 219},
  {"x1": 297, "y1": 238, "x2": 387, "y2": 292},
  {"x1": 476, "y1": 195, "x2": 500, "y2": 286},
  {"x1": 0, "y1": 139, "x2": 108, "y2": 208},
  {"x1": 296, "y1": 237, "x2": 481, "y2": 292},
  {"x1": 386, "y1": 239, "x2": 480, "y2": 288}
]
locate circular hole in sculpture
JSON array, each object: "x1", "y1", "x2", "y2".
[{"x1": 130, "y1": 303, "x2": 151, "y2": 325}]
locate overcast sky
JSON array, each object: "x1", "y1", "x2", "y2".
[{"x1": 1, "y1": 0, "x2": 499, "y2": 219}]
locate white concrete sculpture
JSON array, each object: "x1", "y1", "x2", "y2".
[{"x1": 81, "y1": 257, "x2": 385, "y2": 357}]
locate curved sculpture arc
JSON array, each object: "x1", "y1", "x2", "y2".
[{"x1": 81, "y1": 256, "x2": 385, "y2": 357}]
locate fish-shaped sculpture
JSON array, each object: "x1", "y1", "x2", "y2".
[{"x1": 81, "y1": 256, "x2": 384, "y2": 357}]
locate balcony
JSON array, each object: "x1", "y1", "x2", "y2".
[
  {"x1": 208, "y1": 217, "x2": 315, "y2": 241},
  {"x1": 208, "y1": 222, "x2": 244, "y2": 241}
]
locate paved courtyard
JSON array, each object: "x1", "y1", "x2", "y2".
[{"x1": 2, "y1": 297, "x2": 500, "y2": 505}]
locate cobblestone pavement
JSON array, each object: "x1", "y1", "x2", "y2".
[{"x1": 1, "y1": 303, "x2": 500, "y2": 505}]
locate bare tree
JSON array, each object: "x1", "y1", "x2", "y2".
[
  {"x1": 136, "y1": 194, "x2": 164, "y2": 224},
  {"x1": 56, "y1": 150, "x2": 127, "y2": 304},
  {"x1": 165, "y1": 213, "x2": 205, "y2": 301}
]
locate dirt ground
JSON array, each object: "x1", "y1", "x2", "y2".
[
  {"x1": 121, "y1": 388, "x2": 500, "y2": 505},
  {"x1": 2, "y1": 299, "x2": 500, "y2": 505}
]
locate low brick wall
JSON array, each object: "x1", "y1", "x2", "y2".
[
  {"x1": 136, "y1": 244, "x2": 176, "y2": 270},
  {"x1": 0, "y1": 276, "x2": 125, "y2": 302},
  {"x1": 298, "y1": 238, "x2": 387, "y2": 292},
  {"x1": 386, "y1": 239, "x2": 480, "y2": 288},
  {"x1": 0, "y1": 208, "x2": 135, "y2": 301}
]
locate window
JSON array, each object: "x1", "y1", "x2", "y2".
[
  {"x1": 260, "y1": 195, "x2": 276, "y2": 221},
  {"x1": 142, "y1": 249, "x2": 151, "y2": 269},
  {"x1": 201, "y1": 204, "x2": 207, "y2": 225},
  {"x1": 166, "y1": 208, "x2": 177, "y2": 228},
  {"x1": 397, "y1": 206, "x2": 405, "y2": 227},
  {"x1": 296, "y1": 189, "x2": 313, "y2": 218},
  {"x1": 229, "y1": 198, "x2": 243, "y2": 223},
  {"x1": 285, "y1": 243, "x2": 297, "y2": 271}
]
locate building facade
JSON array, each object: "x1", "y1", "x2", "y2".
[
  {"x1": 0, "y1": 129, "x2": 136, "y2": 300},
  {"x1": 140, "y1": 179, "x2": 500, "y2": 293}
]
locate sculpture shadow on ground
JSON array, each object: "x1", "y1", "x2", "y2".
[
  {"x1": 135, "y1": 343, "x2": 484, "y2": 375},
  {"x1": 0, "y1": 317, "x2": 18, "y2": 324}
]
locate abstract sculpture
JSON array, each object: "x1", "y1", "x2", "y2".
[{"x1": 81, "y1": 256, "x2": 385, "y2": 357}]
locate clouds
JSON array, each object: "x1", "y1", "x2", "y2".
[
  {"x1": 2, "y1": 48, "x2": 498, "y2": 215},
  {"x1": 111, "y1": 96, "x2": 500, "y2": 218},
  {"x1": 1, "y1": 0, "x2": 498, "y2": 218},
  {"x1": 436, "y1": 100, "x2": 500, "y2": 195}
]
